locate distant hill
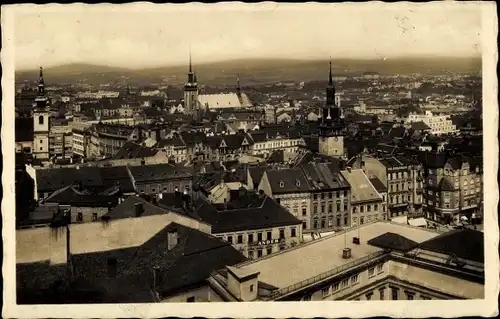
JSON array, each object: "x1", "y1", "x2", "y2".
[{"x1": 16, "y1": 57, "x2": 482, "y2": 87}]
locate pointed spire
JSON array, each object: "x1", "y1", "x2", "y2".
[
  {"x1": 189, "y1": 47, "x2": 192, "y2": 73},
  {"x1": 236, "y1": 73, "x2": 241, "y2": 92},
  {"x1": 38, "y1": 66, "x2": 45, "y2": 96},
  {"x1": 328, "y1": 57, "x2": 333, "y2": 86}
]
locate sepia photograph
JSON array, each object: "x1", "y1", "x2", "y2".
[{"x1": 2, "y1": 2, "x2": 498, "y2": 318}]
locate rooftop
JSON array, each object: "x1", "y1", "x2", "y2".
[
  {"x1": 231, "y1": 221, "x2": 440, "y2": 289},
  {"x1": 341, "y1": 169, "x2": 382, "y2": 203}
]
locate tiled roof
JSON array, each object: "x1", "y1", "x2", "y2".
[
  {"x1": 198, "y1": 93, "x2": 252, "y2": 109},
  {"x1": 341, "y1": 169, "x2": 382, "y2": 203},
  {"x1": 43, "y1": 184, "x2": 120, "y2": 207},
  {"x1": 265, "y1": 168, "x2": 311, "y2": 194},
  {"x1": 113, "y1": 141, "x2": 158, "y2": 160},
  {"x1": 128, "y1": 163, "x2": 191, "y2": 183},
  {"x1": 194, "y1": 193, "x2": 302, "y2": 233},
  {"x1": 300, "y1": 162, "x2": 350, "y2": 191}
]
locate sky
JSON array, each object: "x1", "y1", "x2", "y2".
[{"x1": 13, "y1": 3, "x2": 482, "y2": 70}]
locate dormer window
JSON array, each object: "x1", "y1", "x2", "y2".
[
  {"x1": 279, "y1": 181, "x2": 284, "y2": 188},
  {"x1": 296, "y1": 180, "x2": 300, "y2": 187}
]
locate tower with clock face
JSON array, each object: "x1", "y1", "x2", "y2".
[{"x1": 318, "y1": 60, "x2": 346, "y2": 158}]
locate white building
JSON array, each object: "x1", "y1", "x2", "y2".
[{"x1": 406, "y1": 111, "x2": 458, "y2": 135}]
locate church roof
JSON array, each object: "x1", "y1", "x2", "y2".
[{"x1": 198, "y1": 93, "x2": 252, "y2": 109}]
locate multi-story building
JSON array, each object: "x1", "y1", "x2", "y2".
[
  {"x1": 406, "y1": 111, "x2": 458, "y2": 135},
  {"x1": 128, "y1": 163, "x2": 193, "y2": 196},
  {"x1": 420, "y1": 152, "x2": 483, "y2": 225},
  {"x1": 49, "y1": 119, "x2": 73, "y2": 160},
  {"x1": 209, "y1": 222, "x2": 484, "y2": 301},
  {"x1": 247, "y1": 129, "x2": 305, "y2": 158},
  {"x1": 259, "y1": 162, "x2": 351, "y2": 232},
  {"x1": 257, "y1": 167, "x2": 311, "y2": 230},
  {"x1": 341, "y1": 168, "x2": 385, "y2": 226},
  {"x1": 363, "y1": 155, "x2": 423, "y2": 219},
  {"x1": 87, "y1": 123, "x2": 136, "y2": 158},
  {"x1": 194, "y1": 189, "x2": 303, "y2": 259}
]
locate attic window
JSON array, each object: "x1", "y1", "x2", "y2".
[
  {"x1": 296, "y1": 180, "x2": 301, "y2": 187},
  {"x1": 279, "y1": 181, "x2": 284, "y2": 188}
]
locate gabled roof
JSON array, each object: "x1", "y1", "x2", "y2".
[
  {"x1": 341, "y1": 169, "x2": 382, "y2": 203},
  {"x1": 410, "y1": 121, "x2": 431, "y2": 131},
  {"x1": 265, "y1": 168, "x2": 311, "y2": 194},
  {"x1": 128, "y1": 163, "x2": 191, "y2": 182},
  {"x1": 419, "y1": 229, "x2": 484, "y2": 263},
  {"x1": 43, "y1": 184, "x2": 119, "y2": 207},
  {"x1": 437, "y1": 177, "x2": 455, "y2": 191},
  {"x1": 299, "y1": 162, "x2": 350, "y2": 191},
  {"x1": 113, "y1": 141, "x2": 158, "y2": 160},
  {"x1": 194, "y1": 193, "x2": 302, "y2": 233},
  {"x1": 368, "y1": 232, "x2": 419, "y2": 253}
]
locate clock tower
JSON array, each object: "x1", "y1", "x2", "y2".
[
  {"x1": 184, "y1": 52, "x2": 199, "y2": 120},
  {"x1": 318, "y1": 61, "x2": 346, "y2": 158}
]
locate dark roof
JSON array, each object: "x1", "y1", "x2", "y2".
[
  {"x1": 410, "y1": 121, "x2": 431, "y2": 131},
  {"x1": 419, "y1": 229, "x2": 484, "y2": 263},
  {"x1": 368, "y1": 232, "x2": 419, "y2": 253},
  {"x1": 194, "y1": 193, "x2": 302, "y2": 233},
  {"x1": 103, "y1": 196, "x2": 171, "y2": 220},
  {"x1": 248, "y1": 166, "x2": 266, "y2": 186},
  {"x1": 128, "y1": 163, "x2": 191, "y2": 183},
  {"x1": 113, "y1": 141, "x2": 158, "y2": 160},
  {"x1": 299, "y1": 162, "x2": 350, "y2": 191},
  {"x1": 369, "y1": 176, "x2": 387, "y2": 193},
  {"x1": 265, "y1": 168, "x2": 311, "y2": 194},
  {"x1": 437, "y1": 177, "x2": 455, "y2": 191},
  {"x1": 18, "y1": 223, "x2": 246, "y2": 303},
  {"x1": 43, "y1": 185, "x2": 120, "y2": 207}
]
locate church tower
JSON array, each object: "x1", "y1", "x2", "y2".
[
  {"x1": 318, "y1": 60, "x2": 346, "y2": 158},
  {"x1": 183, "y1": 52, "x2": 199, "y2": 116},
  {"x1": 33, "y1": 67, "x2": 51, "y2": 160}
]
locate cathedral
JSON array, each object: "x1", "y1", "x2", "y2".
[
  {"x1": 182, "y1": 54, "x2": 252, "y2": 121},
  {"x1": 318, "y1": 61, "x2": 347, "y2": 158}
]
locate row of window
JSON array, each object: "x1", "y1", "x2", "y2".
[
  {"x1": 76, "y1": 212, "x2": 99, "y2": 222},
  {"x1": 247, "y1": 245, "x2": 287, "y2": 259},
  {"x1": 222, "y1": 228, "x2": 296, "y2": 245},
  {"x1": 352, "y1": 214, "x2": 387, "y2": 225},
  {"x1": 352, "y1": 203, "x2": 383, "y2": 214},
  {"x1": 313, "y1": 202, "x2": 348, "y2": 214},
  {"x1": 313, "y1": 191, "x2": 348, "y2": 200},
  {"x1": 312, "y1": 215, "x2": 349, "y2": 229}
]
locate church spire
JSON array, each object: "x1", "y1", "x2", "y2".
[
  {"x1": 189, "y1": 48, "x2": 192, "y2": 73},
  {"x1": 236, "y1": 73, "x2": 241, "y2": 95},
  {"x1": 38, "y1": 66, "x2": 45, "y2": 96},
  {"x1": 328, "y1": 57, "x2": 333, "y2": 86}
]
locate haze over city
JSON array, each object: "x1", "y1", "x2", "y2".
[{"x1": 14, "y1": 3, "x2": 481, "y2": 71}]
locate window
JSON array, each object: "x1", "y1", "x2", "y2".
[
  {"x1": 302, "y1": 208, "x2": 307, "y2": 216},
  {"x1": 368, "y1": 267, "x2": 375, "y2": 277},
  {"x1": 302, "y1": 221, "x2": 307, "y2": 229},
  {"x1": 77, "y1": 213, "x2": 83, "y2": 222},
  {"x1": 344, "y1": 204, "x2": 348, "y2": 211},
  {"x1": 266, "y1": 247, "x2": 273, "y2": 255},
  {"x1": 344, "y1": 190, "x2": 347, "y2": 197},
  {"x1": 360, "y1": 206, "x2": 364, "y2": 213},
  {"x1": 303, "y1": 295, "x2": 312, "y2": 301},
  {"x1": 187, "y1": 296, "x2": 195, "y2": 302},
  {"x1": 344, "y1": 215, "x2": 348, "y2": 226},
  {"x1": 320, "y1": 204, "x2": 325, "y2": 213},
  {"x1": 379, "y1": 288, "x2": 385, "y2": 300},
  {"x1": 377, "y1": 264, "x2": 383, "y2": 273},
  {"x1": 38, "y1": 115, "x2": 44, "y2": 125},
  {"x1": 248, "y1": 250, "x2": 254, "y2": 259},
  {"x1": 237, "y1": 235, "x2": 243, "y2": 244},
  {"x1": 227, "y1": 236, "x2": 233, "y2": 244},
  {"x1": 421, "y1": 295, "x2": 431, "y2": 300},
  {"x1": 374, "y1": 204, "x2": 378, "y2": 211},
  {"x1": 322, "y1": 287, "x2": 330, "y2": 297},
  {"x1": 250, "y1": 284, "x2": 254, "y2": 292},
  {"x1": 313, "y1": 219, "x2": 318, "y2": 229},
  {"x1": 321, "y1": 219, "x2": 326, "y2": 228},
  {"x1": 353, "y1": 206, "x2": 357, "y2": 213},
  {"x1": 391, "y1": 288, "x2": 399, "y2": 300},
  {"x1": 279, "y1": 229, "x2": 285, "y2": 239},
  {"x1": 291, "y1": 228, "x2": 296, "y2": 237},
  {"x1": 92, "y1": 213, "x2": 98, "y2": 221},
  {"x1": 341, "y1": 279, "x2": 349, "y2": 288},
  {"x1": 366, "y1": 292, "x2": 373, "y2": 300},
  {"x1": 257, "y1": 249, "x2": 263, "y2": 257},
  {"x1": 332, "y1": 282, "x2": 340, "y2": 292},
  {"x1": 328, "y1": 203, "x2": 333, "y2": 213},
  {"x1": 351, "y1": 274, "x2": 359, "y2": 285},
  {"x1": 257, "y1": 233, "x2": 263, "y2": 241},
  {"x1": 267, "y1": 231, "x2": 272, "y2": 240},
  {"x1": 313, "y1": 204, "x2": 318, "y2": 214},
  {"x1": 406, "y1": 292, "x2": 415, "y2": 300},
  {"x1": 367, "y1": 205, "x2": 371, "y2": 212},
  {"x1": 248, "y1": 234, "x2": 254, "y2": 243},
  {"x1": 337, "y1": 203, "x2": 341, "y2": 211}
]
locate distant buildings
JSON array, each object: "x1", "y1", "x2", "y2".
[{"x1": 407, "y1": 111, "x2": 458, "y2": 135}]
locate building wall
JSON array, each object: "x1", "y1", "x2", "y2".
[
  {"x1": 351, "y1": 200, "x2": 385, "y2": 226},
  {"x1": 161, "y1": 285, "x2": 224, "y2": 303},
  {"x1": 16, "y1": 213, "x2": 211, "y2": 264},
  {"x1": 33, "y1": 111, "x2": 50, "y2": 160},
  {"x1": 275, "y1": 192, "x2": 311, "y2": 230},
  {"x1": 135, "y1": 178, "x2": 192, "y2": 195},
  {"x1": 70, "y1": 206, "x2": 109, "y2": 223},
  {"x1": 311, "y1": 189, "x2": 351, "y2": 231},
  {"x1": 290, "y1": 258, "x2": 483, "y2": 302},
  {"x1": 215, "y1": 224, "x2": 303, "y2": 259}
]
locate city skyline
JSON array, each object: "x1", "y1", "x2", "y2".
[{"x1": 14, "y1": 3, "x2": 481, "y2": 70}]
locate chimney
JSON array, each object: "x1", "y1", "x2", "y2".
[
  {"x1": 238, "y1": 186, "x2": 247, "y2": 198},
  {"x1": 347, "y1": 166, "x2": 352, "y2": 173},
  {"x1": 342, "y1": 248, "x2": 352, "y2": 259},
  {"x1": 134, "y1": 202, "x2": 144, "y2": 217},
  {"x1": 167, "y1": 228, "x2": 178, "y2": 250}
]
